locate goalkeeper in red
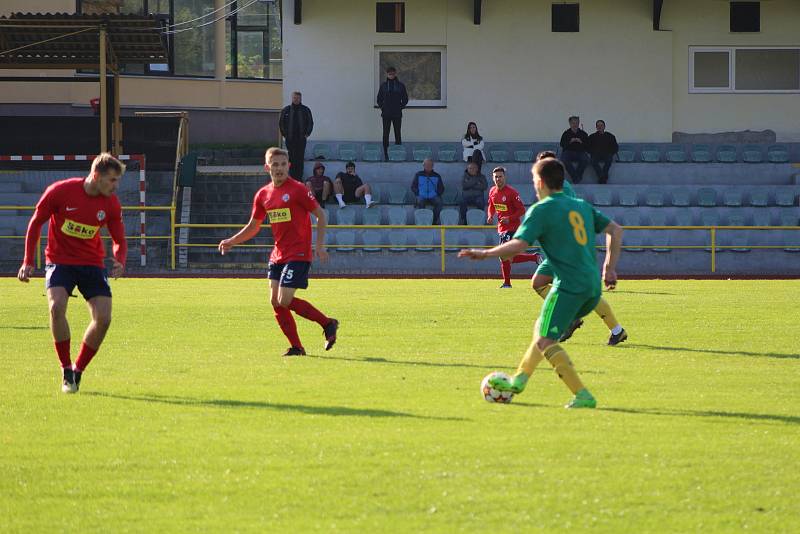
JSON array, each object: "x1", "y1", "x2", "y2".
[
  {"x1": 219, "y1": 147, "x2": 338, "y2": 356},
  {"x1": 17, "y1": 153, "x2": 128, "y2": 394},
  {"x1": 460, "y1": 158, "x2": 623, "y2": 408}
]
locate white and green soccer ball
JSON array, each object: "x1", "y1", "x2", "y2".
[{"x1": 481, "y1": 371, "x2": 514, "y2": 404}]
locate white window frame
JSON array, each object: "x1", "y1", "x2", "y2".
[
  {"x1": 374, "y1": 46, "x2": 447, "y2": 107},
  {"x1": 690, "y1": 46, "x2": 800, "y2": 94}
]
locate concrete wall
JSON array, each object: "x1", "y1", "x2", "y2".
[{"x1": 663, "y1": 0, "x2": 800, "y2": 141}]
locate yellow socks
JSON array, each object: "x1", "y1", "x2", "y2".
[
  {"x1": 543, "y1": 343, "x2": 585, "y2": 394},
  {"x1": 533, "y1": 283, "x2": 551, "y2": 300},
  {"x1": 593, "y1": 297, "x2": 620, "y2": 331},
  {"x1": 515, "y1": 340, "x2": 545, "y2": 377}
]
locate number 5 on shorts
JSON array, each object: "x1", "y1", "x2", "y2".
[{"x1": 569, "y1": 211, "x2": 588, "y2": 245}]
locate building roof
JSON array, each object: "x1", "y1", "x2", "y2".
[{"x1": 0, "y1": 12, "x2": 168, "y2": 69}]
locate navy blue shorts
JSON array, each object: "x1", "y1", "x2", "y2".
[
  {"x1": 268, "y1": 261, "x2": 311, "y2": 289},
  {"x1": 499, "y1": 231, "x2": 515, "y2": 245},
  {"x1": 45, "y1": 264, "x2": 112, "y2": 300}
]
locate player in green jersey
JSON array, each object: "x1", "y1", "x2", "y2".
[{"x1": 459, "y1": 158, "x2": 623, "y2": 408}]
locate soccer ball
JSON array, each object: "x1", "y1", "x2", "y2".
[{"x1": 481, "y1": 372, "x2": 514, "y2": 404}]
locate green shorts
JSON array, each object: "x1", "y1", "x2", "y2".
[
  {"x1": 538, "y1": 288, "x2": 601, "y2": 340},
  {"x1": 534, "y1": 258, "x2": 554, "y2": 279}
]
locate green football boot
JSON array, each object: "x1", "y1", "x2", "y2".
[
  {"x1": 489, "y1": 373, "x2": 528, "y2": 394},
  {"x1": 565, "y1": 388, "x2": 597, "y2": 409}
]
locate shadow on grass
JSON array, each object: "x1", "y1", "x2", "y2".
[
  {"x1": 618, "y1": 343, "x2": 799, "y2": 360},
  {"x1": 86, "y1": 391, "x2": 468, "y2": 421},
  {"x1": 0, "y1": 325, "x2": 49, "y2": 330},
  {"x1": 609, "y1": 290, "x2": 675, "y2": 296},
  {"x1": 308, "y1": 353, "x2": 604, "y2": 374}
]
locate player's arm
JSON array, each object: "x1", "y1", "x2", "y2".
[
  {"x1": 106, "y1": 202, "x2": 127, "y2": 279},
  {"x1": 19, "y1": 188, "x2": 54, "y2": 282},
  {"x1": 601, "y1": 221, "x2": 623, "y2": 290},
  {"x1": 218, "y1": 217, "x2": 262, "y2": 255},
  {"x1": 311, "y1": 205, "x2": 329, "y2": 262},
  {"x1": 486, "y1": 197, "x2": 495, "y2": 223},
  {"x1": 458, "y1": 238, "x2": 528, "y2": 261}
]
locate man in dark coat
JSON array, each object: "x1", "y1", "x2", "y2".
[
  {"x1": 279, "y1": 91, "x2": 314, "y2": 181},
  {"x1": 376, "y1": 67, "x2": 409, "y2": 160}
]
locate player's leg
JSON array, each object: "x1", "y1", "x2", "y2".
[
  {"x1": 354, "y1": 184, "x2": 375, "y2": 208},
  {"x1": 278, "y1": 262, "x2": 339, "y2": 352},
  {"x1": 321, "y1": 180, "x2": 332, "y2": 203},
  {"x1": 498, "y1": 232, "x2": 513, "y2": 288},
  {"x1": 333, "y1": 178, "x2": 346, "y2": 208},
  {"x1": 531, "y1": 262, "x2": 584, "y2": 342},
  {"x1": 71, "y1": 266, "x2": 115, "y2": 390},
  {"x1": 592, "y1": 297, "x2": 628, "y2": 345},
  {"x1": 268, "y1": 264, "x2": 304, "y2": 355},
  {"x1": 45, "y1": 265, "x2": 78, "y2": 393}
]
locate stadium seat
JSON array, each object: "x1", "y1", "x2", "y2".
[
  {"x1": 334, "y1": 230, "x2": 356, "y2": 252},
  {"x1": 725, "y1": 213, "x2": 748, "y2": 227},
  {"x1": 412, "y1": 145, "x2": 433, "y2": 162},
  {"x1": 619, "y1": 213, "x2": 645, "y2": 251},
  {"x1": 592, "y1": 188, "x2": 613, "y2": 206},
  {"x1": 466, "y1": 209, "x2": 486, "y2": 226},
  {"x1": 691, "y1": 144, "x2": 712, "y2": 163},
  {"x1": 441, "y1": 188, "x2": 461, "y2": 205},
  {"x1": 338, "y1": 143, "x2": 358, "y2": 161},
  {"x1": 336, "y1": 207, "x2": 357, "y2": 226},
  {"x1": 749, "y1": 189, "x2": 769, "y2": 207},
  {"x1": 443, "y1": 229, "x2": 460, "y2": 251},
  {"x1": 699, "y1": 210, "x2": 720, "y2": 227},
  {"x1": 673, "y1": 210, "x2": 694, "y2": 227},
  {"x1": 387, "y1": 206, "x2": 408, "y2": 225},
  {"x1": 697, "y1": 188, "x2": 718, "y2": 207},
  {"x1": 618, "y1": 189, "x2": 639, "y2": 207},
  {"x1": 414, "y1": 209, "x2": 434, "y2": 226},
  {"x1": 742, "y1": 145, "x2": 763, "y2": 163},
  {"x1": 413, "y1": 229, "x2": 437, "y2": 252},
  {"x1": 648, "y1": 212, "x2": 672, "y2": 252},
  {"x1": 362, "y1": 208, "x2": 382, "y2": 226},
  {"x1": 671, "y1": 187, "x2": 691, "y2": 207},
  {"x1": 778, "y1": 212, "x2": 800, "y2": 252},
  {"x1": 362, "y1": 230, "x2": 383, "y2": 252},
  {"x1": 439, "y1": 208, "x2": 459, "y2": 226},
  {"x1": 780, "y1": 212, "x2": 798, "y2": 226},
  {"x1": 767, "y1": 144, "x2": 790, "y2": 163},
  {"x1": 514, "y1": 149, "x2": 534, "y2": 162},
  {"x1": 368, "y1": 183, "x2": 385, "y2": 204},
  {"x1": 388, "y1": 230, "x2": 409, "y2": 251},
  {"x1": 716, "y1": 145, "x2": 738, "y2": 163},
  {"x1": 722, "y1": 215, "x2": 750, "y2": 252},
  {"x1": 616, "y1": 145, "x2": 636, "y2": 162},
  {"x1": 312, "y1": 207, "x2": 330, "y2": 225},
  {"x1": 751, "y1": 209, "x2": 772, "y2": 227},
  {"x1": 461, "y1": 230, "x2": 487, "y2": 247},
  {"x1": 644, "y1": 190, "x2": 665, "y2": 207},
  {"x1": 386, "y1": 184, "x2": 409, "y2": 204},
  {"x1": 362, "y1": 144, "x2": 383, "y2": 162},
  {"x1": 666, "y1": 144, "x2": 687, "y2": 163},
  {"x1": 775, "y1": 190, "x2": 796, "y2": 207},
  {"x1": 437, "y1": 145, "x2": 459, "y2": 162},
  {"x1": 488, "y1": 146, "x2": 509, "y2": 162},
  {"x1": 312, "y1": 144, "x2": 333, "y2": 160},
  {"x1": 640, "y1": 145, "x2": 661, "y2": 163},
  {"x1": 387, "y1": 145, "x2": 407, "y2": 162},
  {"x1": 723, "y1": 190, "x2": 743, "y2": 207},
  {"x1": 536, "y1": 143, "x2": 559, "y2": 155}
]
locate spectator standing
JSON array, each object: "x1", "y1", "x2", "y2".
[
  {"x1": 459, "y1": 161, "x2": 488, "y2": 225},
  {"x1": 559, "y1": 116, "x2": 590, "y2": 183},
  {"x1": 279, "y1": 91, "x2": 314, "y2": 181},
  {"x1": 376, "y1": 66, "x2": 409, "y2": 160},
  {"x1": 461, "y1": 121, "x2": 485, "y2": 170},
  {"x1": 334, "y1": 161, "x2": 376, "y2": 209},
  {"x1": 305, "y1": 161, "x2": 333, "y2": 205},
  {"x1": 588, "y1": 120, "x2": 619, "y2": 184},
  {"x1": 411, "y1": 158, "x2": 445, "y2": 224}
]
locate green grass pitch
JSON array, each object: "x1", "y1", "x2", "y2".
[{"x1": 1, "y1": 278, "x2": 799, "y2": 532}]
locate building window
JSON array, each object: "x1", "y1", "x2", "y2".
[
  {"x1": 375, "y1": 47, "x2": 446, "y2": 107},
  {"x1": 730, "y1": 2, "x2": 760, "y2": 33},
  {"x1": 552, "y1": 3, "x2": 579, "y2": 33},
  {"x1": 77, "y1": 0, "x2": 282, "y2": 80},
  {"x1": 690, "y1": 47, "x2": 800, "y2": 93},
  {"x1": 376, "y1": 2, "x2": 405, "y2": 33}
]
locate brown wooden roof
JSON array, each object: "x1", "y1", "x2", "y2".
[{"x1": 0, "y1": 13, "x2": 168, "y2": 69}]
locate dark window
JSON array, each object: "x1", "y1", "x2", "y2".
[
  {"x1": 730, "y1": 2, "x2": 760, "y2": 33},
  {"x1": 552, "y1": 3, "x2": 579, "y2": 32},
  {"x1": 376, "y1": 2, "x2": 405, "y2": 33}
]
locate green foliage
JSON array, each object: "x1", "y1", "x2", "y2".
[{"x1": 1, "y1": 279, "x2": 798, "y2": 531}]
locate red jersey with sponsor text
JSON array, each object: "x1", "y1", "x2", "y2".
[
  {"x1": 23, "y1": 178, "x2": 126, "y2": 268},
  {"x1": 251, "y1": 177, "x2": 319, "y2": 264},
  {"x1": 487, "y1": 184, "x2": 526, "y2": 234}
]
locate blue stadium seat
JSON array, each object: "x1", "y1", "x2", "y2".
[
  {"x1": 673, "y1": 210, "x2": 695, "y2": 227},
  {"x1": 413, "y1": 229, "x2": 437, "y2": 252},
  {"x1": 716, "y1": 145, "x2": 738, "y2": 163},
  {"x1": 644, "y1": 190, "x2": 665, "y2": 207},
  {"x1": 742, "y1": 145, "x2": 763, "y2": 163},
  {"x1": 312, "y1": 207, "x2": 330, "y2": 225},
  {"x1": 488, "y1": 146, "x2": 509, "y2": 162},
  {"x1": 640, "y1": 145, "x2": 661, "y2": 163},
  {"x1": 616, "y1": 145, "x2": 636, "y2": 162},
  {"x1": 439, "y1": 208, "x2": 459, "y2": 226},
  {"x1": 699, "y1": 210, "x2": 720, "y2": 227},
  {"x1": 514, "y1": 149, "x2": 534, "y2": 162},
  {"x1": 336, "y1": 207, "x2": 357, "y2": 226},
  {"x1": 751, "y1": 209, "x2": 772, "y2": 227},
  {"x1": 619, "y1": 213, "x2": 645, "y2": 251},
  {"x1": 648, "y1": 211, "x2": 672, "y2": 252},
  {"x1": 647, "y1": 210, "x2": 669, "y2": 227},
  {"x1": 334, "y1": 230, "x2": 356, "y2": 252},
  {"x1": 775, "y1": 189, "x2": 796, "y2": 207},
  {"x1": 414, "y1": 209, "x2": 434, "y2": 226},
  {"x1": 386, "y1": 184, "x2": 409, "y2": 204},
  {"x1": 437, "y1": 145, "x2": 459, "y2": 162},
  {"x1": 666, "y1": 144, "x2": 687, "y2": 163},
  {"x1": 461, "y1": 230, "x2": 487, "y2": 247},
  {"x1": 387, "y1": 145, "x2": 407, "y2": 162},
  {"x1": 592, "y1": 189, "x2": 613, "y2": 206},
  {"x1": 412, "y1": 146, "x2": 433, "y2": 162},
  {"x1": 368, "y1": 183, "x2": 384, "y2": 204},
  {"x1": 778, "y1": 212, "x2": 800, "y2": 252},
  {"x1": 697, "y1": 188, "x2": 718, "y2": 207},
  {"x1": 749, "y1": 190, "x2": 769, "y2": 207},
  {"x1": 441, "y1": 187, "x2": 461, "y2": 205},
  {"x1": 338, "y1": 143, "x2": 358, "y2": 161},
  {"x1": 618, "y1": 189, "x2": 639, "y2": 207},
  {"x1": 312, "y1": 144, "x2": 333, "y2": 160},
  {"x1": 671, "y1": 187, "x2": 691, "y2": 207},
  {"x1": 362, "y1": 230, "x2": 383, "y2": 252},
  {"x1": 691, "y1": 144, "x2": 712, "y2": 163},
  {"x1": 723, "y1": 190, "x2": 743, "y2": 207},
  {"x1": 388, "y1": 230, "x2": 409, "y2": 251},
  {"x1": 362, "y1": 208, "x2": 382, "y2": 226},
  {"x1": 466, "y1": 209, "x2": 486, "y2": 226},
  {"x1": 387, "y1": 206, "x2": 408, "y2": 225},
  {"x1": 767, "y1": 144, "x2": 789, "y2": 163},
  {"x1": 362, "y1": 144, "x2": 383, "y2": 162},
  {"x1": 722, "y1": 215, "x2": 750, "y2": 252}
]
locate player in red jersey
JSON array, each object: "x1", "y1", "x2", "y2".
[
  {"x1": 219, "y1": 147, "x2": 338, "y2": 356},
  {"x1": 17, "y1": 153, "x2": 128, "y2": 394},
  {"x1": 486, "y1": 166, "x2": 541, "y2": 288}
]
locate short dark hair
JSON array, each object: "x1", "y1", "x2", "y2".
[
  {"x1": 345, "y1": 161, "x2": 356, "y2": 168},
  {"x1": 568, "y1": 115, "x2": 580, "y2": 122},
  {"x1": 536, "y1": 150, "x2": 558, "y2": 161},
  {"x1": 596, "y1": 119, "x2": 606, "y2": 126},
  {"x1": 492, "y1": 166, "x2": 506, "y2": 175},
  {"x1": 386, "y1": 66, "x2": 397, "y2": 74},
  {"x1": 534, "y1": 158, "x2": 565, "y2": 190}
]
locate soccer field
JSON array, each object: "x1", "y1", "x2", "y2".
[{"x1": 1, "y1": 278, "x2": 799, "y2": 532}]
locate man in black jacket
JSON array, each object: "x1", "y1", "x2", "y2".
[
  {"x1": 279, "y1": 91, "x2": 314, "y2": 181},
  {"x1": 559, "y1": 116, "x2": 590, "y2": 183},
  {"x1": 376, "y1": 67, "x2": 409, "y2": 160},
  {"x1": 588, "y1": 120, "x2": 619, "y2": 184}
]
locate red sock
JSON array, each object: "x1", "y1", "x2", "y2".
[
  {"x1": 289, "y1": 298, "x2": 329, "y2": 327},
  {"x1": 54, "y1": 339, "x2": 71, "y2": 369},
  {"x1": 512, "y1": 253, "x2": 541, "y2": 264},
  {"x1": 274, "y1": 306, "x2": 303, "y2": 348},
  {"x1": 74, "y1": 342, "x2": 98, "y2": 372},
  {"x1": 500, "y1": 260, "x2": 512, "y2": 284}
]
